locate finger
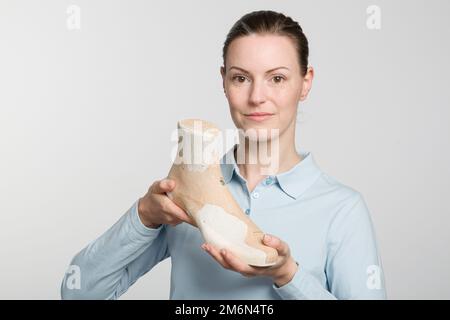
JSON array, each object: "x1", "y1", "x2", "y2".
[
  {"x1": 151, "y1": 179, "x2": 176, "y2": 194},
  {"x1": 220, "y1": 248, "x2": 259, "y2": 276},
  {"x1": 202, "y1": 243, "x2": 232, "y2": 270},
  {"x1": 263, "y1": 234, "x2": 290, "y2": 256},
  {"x1": 162, "y1": 199, "x2": 196, "y2": 225}
]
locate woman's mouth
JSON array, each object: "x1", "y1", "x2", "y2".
[{"x1": 244, "y1": 112, "x2": 274, "y2": 122}]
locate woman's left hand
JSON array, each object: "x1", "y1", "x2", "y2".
[{"x1": 201, "y1": 234, "x2": 299, "y2": 287}]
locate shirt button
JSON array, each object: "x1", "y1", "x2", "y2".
[
  {"x1": 245, "y1": 209, "x2": 250, "y2": 215},
  {"x1": 252, "y1": 192, "x2": 260, "y2": 199}
]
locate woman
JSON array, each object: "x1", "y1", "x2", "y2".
[{"x1": 61, "y1": 10, "x2": 386, "y2": 300}]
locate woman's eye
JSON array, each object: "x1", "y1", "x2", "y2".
[
  {"x1": 232, "y1": 75, "x2": 247, "y2": 83},
  {"x1": 231, "y1": 75, "x2": 285, "y2": 84},
  {"x1": 272, "y1": 76, "x2": 285, "y2": 84}
]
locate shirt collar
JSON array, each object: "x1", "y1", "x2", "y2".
[
  {"x1": 220, "y1": 145, "x2": 239, "y2": 184},
  {"x1": 220, "y1": 144, "x2": 323, "y2": 200}
]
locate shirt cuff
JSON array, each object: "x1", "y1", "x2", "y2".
[{"x1": 129, "y1": 198, "x2": 164, "y2": 238}]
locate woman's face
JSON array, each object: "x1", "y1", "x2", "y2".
[{"x1": 221, "y1": 34, "x2": 313, "y2": 141}]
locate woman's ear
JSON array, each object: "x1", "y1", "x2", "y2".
[{"x1": 299, "y1": 66, "x2": 314, "y2": 101}]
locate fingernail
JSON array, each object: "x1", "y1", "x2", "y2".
[
  {"x1": 264, "y1": 234, "x2": 272, "y2": 242},
  {"x1": 221, "y1": 249, "x2": 226, "y2": 256}
]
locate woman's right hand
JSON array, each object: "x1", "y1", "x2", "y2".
[{"x1": 138, "y1": 179, "x2": 195, "y2": 229}]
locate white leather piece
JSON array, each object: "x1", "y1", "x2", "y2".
[{"x1": 197, "y1": 204, "x2": 268, "y2": 266}]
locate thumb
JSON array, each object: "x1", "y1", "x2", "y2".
[
  {"x1": 263, "y1": 234, "x2": 289, "y2": 256},
  {"x1": 152, "y1": 179, "x2": 176, "y2": 194}
]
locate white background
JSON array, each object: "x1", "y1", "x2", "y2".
[{"x1": 1, "y1": 0, "x2": 449, "y2": 299}]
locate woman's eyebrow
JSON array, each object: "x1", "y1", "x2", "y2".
[{"x1": 229, "y1": 66, "x2": 290, "y2": 74}]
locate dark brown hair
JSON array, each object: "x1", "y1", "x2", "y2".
[{"x1": 222, "y1": 10, "x2": 309, "y2": 77}]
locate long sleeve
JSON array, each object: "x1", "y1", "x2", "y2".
[
  {"x1": 273, "y1": 194, "x2": 386, "y2": 300},
  {"x1": 60, "y1": 199, "x2": 170, "y2": 300}
]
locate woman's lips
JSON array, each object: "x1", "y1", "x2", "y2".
[{"x1": 244, "y1": 113, "x2": 274, "y2": 122}]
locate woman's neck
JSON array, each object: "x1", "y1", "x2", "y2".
[{"x1": 234, "y1": 131, "x2": 302, "y2": 192}]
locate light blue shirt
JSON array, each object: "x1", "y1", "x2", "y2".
[{"x1": 61, "y1": 145, "x2": 386, "y2": 299}]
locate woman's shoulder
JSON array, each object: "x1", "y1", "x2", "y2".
[
  {"x1": 318, "y1": 174, "x2": 377, "y2": 228},
  {"x1": 297, "y1": 151, "x2": 363, "y2": 205},
  {"x1": 311, "y1": 170, "x2": 365, "y2": 208}
]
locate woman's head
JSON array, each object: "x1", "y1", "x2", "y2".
[{"x1": 220, "y1": 10, "x2": 313, "y2": 142}]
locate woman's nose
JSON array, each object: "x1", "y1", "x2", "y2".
[{"x1": 248, "y1": 80, "x2": 267, "y2": 106}]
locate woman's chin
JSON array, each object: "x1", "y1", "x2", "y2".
[{"x1": 237, "y1": 126, "x2": 280, "y2": 143}]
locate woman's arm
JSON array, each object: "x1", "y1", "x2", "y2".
[
  {"x1": 274, "y1": 194, "x2": 386, "y2": 300},
  {"x1": 325, "y1": 194, "x2": 386, "y2": 299},
  {"x1": 60, "y1": 199, "x2": 170, "y2": 300}
]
